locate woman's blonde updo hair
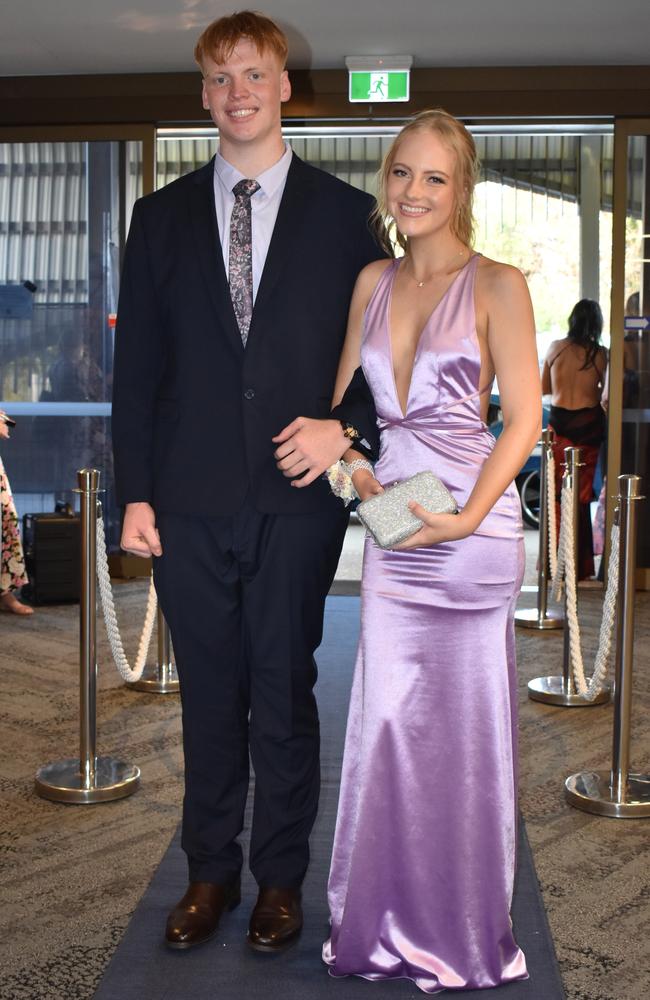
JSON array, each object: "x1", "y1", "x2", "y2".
[{"x1": 372, "y1": 109, "x2": 480, "y2": 255}]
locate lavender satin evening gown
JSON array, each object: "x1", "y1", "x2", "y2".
[{"x1": 323, "y1": 255, "x2": 528, "y2": 993}]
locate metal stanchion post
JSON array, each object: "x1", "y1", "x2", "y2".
[
  {"x1": 566, "y1": 474, "x2": 650, "y2": 817},
  {"x1": 515, "y1": 427, "x2": 563, "y2": 629},
  {"x1": 127, "y1": 607, "x2": 179, "y2": 693},
  {"x1": 35, "y1": 469, "x2": 141, "y2": 803},
  {"x1": 528, "y1": 447, "x2": 610, "y2": 706}
]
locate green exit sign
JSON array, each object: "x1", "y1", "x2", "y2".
[{"x1": 349, "y1": 70, "x2": 410, "y2": 103}]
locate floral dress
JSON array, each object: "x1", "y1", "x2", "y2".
[{"x1": 0, "y1": 453, "x2": 29, "y2": 595}]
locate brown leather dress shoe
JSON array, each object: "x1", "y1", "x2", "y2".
[
  {"x1": 247, "y1": 887, "x2": 303, "y2": 953},
  {"x1": 165, "y1": 879, "x2": 241, "y2": 950}
]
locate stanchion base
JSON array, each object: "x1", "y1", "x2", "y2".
[
  {"x1": 528, "y1": 675, "x2": 611, "y2": 706},
  {"x1": 565, "y1": 771, "x2": 650, "y2": 818},
  {"x1": 126, "y1": 663, "x2": 179, "y2": 694},
  {"x1": 515, "y1": 607, "x2": 564, "y2": 630},
  {"x1": 35, "y1": 756, "x2": 141, "y2": 804}
]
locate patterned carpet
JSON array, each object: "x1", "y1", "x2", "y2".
[{"x1": 0, "y1": 578, "x2": 648, "y2": 1000}]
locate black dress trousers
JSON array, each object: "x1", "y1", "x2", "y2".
[{"x1": 153, "y1": 496, "x2": 348, "y2": 887}]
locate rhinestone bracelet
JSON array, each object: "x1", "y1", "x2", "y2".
[{"x1": 344, "y1": 459, "x2": 374, "y2": 477}]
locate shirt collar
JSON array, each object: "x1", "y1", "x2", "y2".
[{"x1": 214, "y1": 143, "x2": 293, "y2": 200}]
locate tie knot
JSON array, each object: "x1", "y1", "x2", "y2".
[{"x1": 233, "y1": 178, "x2": 260, "y2": 199}]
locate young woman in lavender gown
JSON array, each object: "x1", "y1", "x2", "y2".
[{"x1": 323, "y1": 110, "x2": 541, "y2": 993}]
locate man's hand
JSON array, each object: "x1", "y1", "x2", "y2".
[
  {"x1": 272, "y1": 418, "x2": 349, "y2": 488},
  {"x1": 121, "y1": 502, "x2": 162, "y2": 558}
]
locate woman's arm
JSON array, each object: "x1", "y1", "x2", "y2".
[
  {"x1": 331, "y1": 260, "x2": 391, "y2": 405},
  {"x1": 273, "y1": 260, "x2": 390, "y2": 495},
  {"x1": 399, "y1": 263, "x2": 541, "y2": 548},
  {"x1": 461, "y1": 265, "x2": 541, "y2": 527},
  {"x1": 333, "y1": 262, "x2": 391, "y2": 498},
  {"x1": 541, "y1": 339, "x2": 563, "y2": 396},
  {"x1": 330, "y1": 366, "x2": 379, "y2": 459},
  {"x1": 596, "y1": 345, "x2": 608, "y2": 395}
]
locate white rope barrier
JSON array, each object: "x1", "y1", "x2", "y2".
[
  {"x1": 95, "y1": 507, "x2": 158, "y2": 683},
  {"x1": 551, "y1": 478, "x2": 620, "y2": 701},
  {"x1": 546, "y1": 447, "x2": 558, "y2": 582},
  {"x1": 551, "y1": 478, "x2": 569, "y2": 602}
]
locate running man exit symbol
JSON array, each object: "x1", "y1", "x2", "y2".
[{"x1": 370, "y1": 73, "x2": 388, "y2": 99}]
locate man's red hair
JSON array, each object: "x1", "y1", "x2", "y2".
[{"x1": 194, "y1": 10, "x2": 289, "y2": 72}]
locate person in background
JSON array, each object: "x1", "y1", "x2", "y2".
[
  {"x1": 0, "y1": 412, "x2": 33, "y2": 615},
  {"x1": 542, "y1": 299, "x2": 608, "y2": 580}
]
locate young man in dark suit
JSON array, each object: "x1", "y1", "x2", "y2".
[{"x1": 112, "y1": 11, "x2": 382, "y2": 953}]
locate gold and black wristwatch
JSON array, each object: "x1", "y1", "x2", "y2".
[{"x1": 339, "y1": 421, "x2": 360, "y2": 443}]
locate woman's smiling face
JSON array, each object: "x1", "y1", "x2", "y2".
[{"x1": 386, "y1": 129, "x2": 460, "y2": 241}]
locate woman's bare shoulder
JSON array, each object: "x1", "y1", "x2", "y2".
[
  {"x1": 358, "y1": 257, "x2": 394, "y2": 286},
  {"x1": 353, "y1": 258, "x2": 395, "y2": 306},
  {"x1": 545, "y1": 338, "x2": 568, "y2": 362},
  {"x1": 475, "y1": 254, "x2": 528, "y2": 297}
]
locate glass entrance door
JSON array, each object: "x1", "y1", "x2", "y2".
[{"x1": 0, "y1": 126, "x2": 154, "y2": 555}]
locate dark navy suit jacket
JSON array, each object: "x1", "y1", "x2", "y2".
[{"x1": 112, "y1": 153, "x2": 383, "y2": 516}]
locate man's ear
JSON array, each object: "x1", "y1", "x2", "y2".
[
  {"x1": 280, "y1": 70, "x2": 292, "y2": 104},
  {"x1": 201, "y1": 79, "x2": 209, "y2": 111}
]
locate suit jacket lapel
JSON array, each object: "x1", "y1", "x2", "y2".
[
  {"x1": 188, "y1": 157, "x2": 244, "y2": 357},
  {"x1": 248, "y1": 156, "x2": 315, "y2": 340}
]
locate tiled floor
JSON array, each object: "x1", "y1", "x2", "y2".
[{"x1": 1, "y1": 524, "x2": 648, "y2": 999}]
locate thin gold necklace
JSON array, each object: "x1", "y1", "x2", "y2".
[{"x1": 406, "y1": 248, "x2": 469, "y2": 287}]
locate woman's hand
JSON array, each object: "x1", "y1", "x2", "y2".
[
  {"x1": 352, "y1": 469, "x2": 384, "y2": 502},
  {"x1": 394, "y1": 505, "x2": 475, "y2": 550}
]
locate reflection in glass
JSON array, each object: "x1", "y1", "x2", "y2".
[{"x1": 0, "y1": 140, "x2": 143, "y2": 551}]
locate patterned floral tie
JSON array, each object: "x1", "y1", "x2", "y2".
[{"x1": 229, "y1": 178, "x2": 261, "y2": 346}]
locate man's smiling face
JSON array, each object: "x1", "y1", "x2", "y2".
[{"x1": 201, "y1": 38, "x2": 291, "y2": 153}]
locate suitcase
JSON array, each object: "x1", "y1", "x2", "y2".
[{"x1": 22, "y1": 512, "x2": 81, "y2": 605}]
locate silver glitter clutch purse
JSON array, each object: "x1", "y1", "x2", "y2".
[{"x1": 356, "y1": 470, "x2": 458, "y2": 549}]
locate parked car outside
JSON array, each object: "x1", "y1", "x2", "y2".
[{"x1": 488, "y1": 394, "x2": 550, "y2": 528}]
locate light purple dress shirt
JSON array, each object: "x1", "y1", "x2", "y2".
[{"x1": 213, "y1": 143, "x2": 293, "y2": 302}]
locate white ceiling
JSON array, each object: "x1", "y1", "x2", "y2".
[{"x1": 1, "y1": 0, "x2": 649, "y2": 77}]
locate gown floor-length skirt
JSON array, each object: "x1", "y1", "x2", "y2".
[{"x1": 323, "y1": 255, "x2": 528, "y2": 993}]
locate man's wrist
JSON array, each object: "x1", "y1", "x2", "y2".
[
  {"x1": 339, "y1": 420, "x2": 360, "y2": 443},
  {"x1": 330, "y1": 417, "x2": 375, "y2": 458}
]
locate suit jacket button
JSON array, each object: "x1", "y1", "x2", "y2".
[{"x1": 244, "y1": 388, "x2": 255, "y2": 400}]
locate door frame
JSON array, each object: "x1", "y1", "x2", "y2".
[
  {"x1": 607, "y1": 117, "x2": 650, "y2": 588},
  {"x1": 0, "y1": 123, "x2": 155, "y2": 192}
]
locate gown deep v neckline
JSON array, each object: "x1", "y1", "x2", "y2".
[{"x1": 387, "y1": 254, "x2": 475, "y2": 419}]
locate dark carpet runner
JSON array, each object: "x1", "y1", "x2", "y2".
[{"x1": 94, "y1": 597, "x2": 564, "y2": 999}]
